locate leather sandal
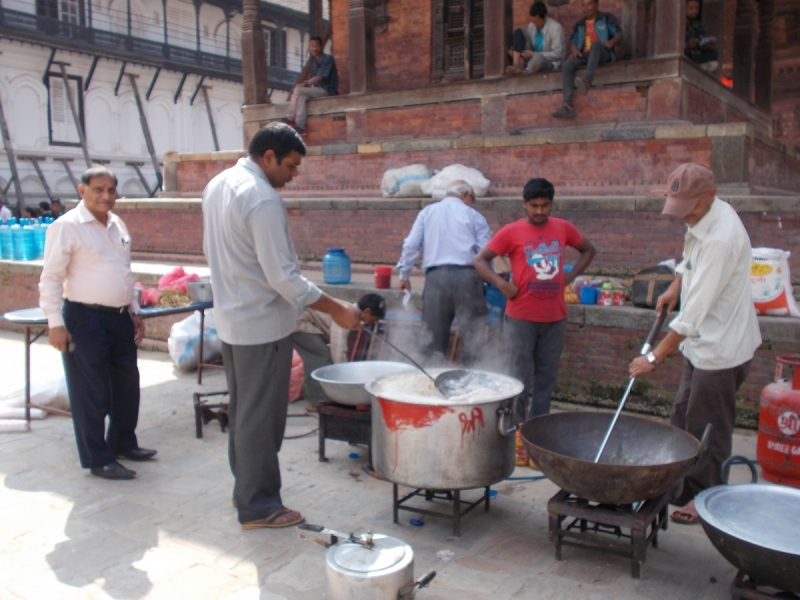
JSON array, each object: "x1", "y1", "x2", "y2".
[
  {"x1": 241, "y1": 507, "x2": 305, "y2": 529},
  {"x1": 670, "y1": 509, "x2": 700, "y2": 525}
]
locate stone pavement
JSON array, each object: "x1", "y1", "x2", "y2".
[{"x1": 0, "y1": 330, "x2": 759, "y2": 600}]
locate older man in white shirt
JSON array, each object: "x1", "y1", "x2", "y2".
[
  {"x1": 203, "y1": 123, "x2": 360, "y2": 530},
  {"x1": 0, "y1": 199, "x2": 11, "y2": 223},
  {"x1": 397, "y1": 180, "x2": 491, "y2": 365},
  {"x1": 630, "y1": 163, "x2": 761, "y2": 525},
  {"x1": 39, "y1": 166, "x2": 153, "y2": 481}
]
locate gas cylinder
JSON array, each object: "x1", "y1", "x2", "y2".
[{"x1": 758, "y1": 355, "x2": 800, "y2": 487}]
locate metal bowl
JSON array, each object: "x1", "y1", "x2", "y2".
[
  {"x1": 186, "y1": 279, "x2": 213, "y2": 302},
  {"x1": 311, "y1": 361, "x2": 414, "y2": 406},
  {"x1": 696, "y1": 483, "x2": 800, "y2": 593}
]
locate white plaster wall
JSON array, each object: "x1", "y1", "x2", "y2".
[{"x1": 0, "y1": 40, "x2": 245, "y2": 201}]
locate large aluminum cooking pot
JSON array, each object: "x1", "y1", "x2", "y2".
[
  {"x1": 299, "y1": 524, "x2": 436, "y2": 600},
  {"x1": 311, "y1": 361, "x2": 414, "y2": 406},
  {"x1": 366, "y1": 370, "x2": 523, "y2": 490}
]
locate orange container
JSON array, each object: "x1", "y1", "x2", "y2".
[{"x1": 374, "y1": 266, "x2": 393, "y2": 289}]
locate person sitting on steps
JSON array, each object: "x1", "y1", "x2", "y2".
[
  {"x1": 506, "y1": 1, "x2": 565, "y2": 76},
  {"x1": 552, "y1": 0, "x2": 622, "y2": 120}
]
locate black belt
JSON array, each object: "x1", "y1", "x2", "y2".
[
  {"x1": 426, "y1": 264, "x2": 474, "y2": 274},
  {"x1": 69, "y1": 300, "x2": 128, "y2": 314}
]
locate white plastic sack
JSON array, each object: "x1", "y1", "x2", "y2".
[
  {"x1": 168, "y1": 310, "x2": 223, "y2": 372},
  {"x1": 751, "y1": 248, "x2": 800, "y2": 317},
  {"x1": 380, "y1": 164, "x2": 432, "y2": 198},
  {"x1": 0, "y1": 375, "x2": 69, "y2": 413},
  {"x1": 421, "y1": 164, "x2": 491, "y2": 199}
]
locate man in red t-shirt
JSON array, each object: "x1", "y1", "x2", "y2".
[{"x1": 474, "y1": 178, "x2": 596, "y2": 421}]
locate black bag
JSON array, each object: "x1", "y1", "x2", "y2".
[{"x1": 632, "y1": 265, "x2": 676, "y2": 309}]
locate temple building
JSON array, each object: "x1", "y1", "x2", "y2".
[{"x1": 0, "y1": 0, "x2": 324, "y2": 205}]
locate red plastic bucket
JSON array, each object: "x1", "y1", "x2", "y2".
[{"x1": 374, "y1": 266, "x2": 393, "y2": 289}]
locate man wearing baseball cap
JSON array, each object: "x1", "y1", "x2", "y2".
[{"x1": 629, "y1": 163, "x2": 761, "y2": 524}]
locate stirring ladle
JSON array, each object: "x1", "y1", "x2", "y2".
[
  {"x1": 363, "y1": 328, "x2": 466, "y2": 396},
  {"x1": 593, "y1": 306, "x2": 669, "y2": 463}
]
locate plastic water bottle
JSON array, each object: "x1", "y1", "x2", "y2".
[
  {"x1": 33, "y1": 219, "x2": 47, "y2": 258},
  {"x1": 22, "y1": 219, "x2": 37, "y2": 260},
  {"x1": 11, "y1": 220, "x2": 24, "y2": 260},
  {"x1": 323, "y1": 248, "x2": 351, "y2": 285},
  {"x1": 0, "y1": 219, "x2": 12, "y2": 259}
]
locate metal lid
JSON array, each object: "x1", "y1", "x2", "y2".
[
  {"x1": 695, "y1": 484, "x2": 800, "y2": 556},
  {"x1": 330, "y1": 534, "x2": 408, "y2": 573}
]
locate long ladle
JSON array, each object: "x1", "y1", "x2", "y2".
[
  {"x1": 363, "y1": 327, "x2": 463, "y2": 396},
  {"x1": 593, "y1": 305, "x2": 669, "y2": 463}
]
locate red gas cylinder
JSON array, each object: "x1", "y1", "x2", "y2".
[{"x1": 758, "y1": 355, "x2": 800, "y2": 487}]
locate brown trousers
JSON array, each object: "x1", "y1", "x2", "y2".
[{"x1": 670, "y1": 357, "x2": 751, "y2": 506}]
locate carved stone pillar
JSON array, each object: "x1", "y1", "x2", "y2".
[
  {"x1": 483, "y1": 0, "x2": 512, "y2": 78},
  {"x1": 701, "y1": 0, "x2": 725, "y2": 77},
  {"x1": 348, "y1": 0, "x2": 377, "y2": 94},
  {"x1": 241, "y1": 0, "x2": 268, "y2": 105},
  {"x1": 654, "y1": 0, "x2": 685, "y2": 56},
  {"x1": 754, "y1": 0, "x2": 774, "y2": 111},
  {"x1": 733, "y1": 0, "x2": 756, "y2": 102},
  {"x1": 309, "y1": 0, "x2": 324, "y2": 38}
]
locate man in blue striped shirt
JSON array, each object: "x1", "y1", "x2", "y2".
[{"x1": 396, "y1": 181, "x2": 492, "y2": 365}]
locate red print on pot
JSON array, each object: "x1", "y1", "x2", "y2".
[{"x1": 378, "y1": 398, "x2": 455, "y2": 432}]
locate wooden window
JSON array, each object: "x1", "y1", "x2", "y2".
[
  {"x1": 431, "y1": 0, "x2": 484, "y2": 81},
  {"x1": 47, "y1": 73, "x2": 84, "y2": 147}
]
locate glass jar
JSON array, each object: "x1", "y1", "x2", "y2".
[{"x1": 323, "y1": 248, "x2": 351, "y2": 285}]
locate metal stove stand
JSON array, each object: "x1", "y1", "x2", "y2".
[
  {"x1": 318, "y1": 400, "x2": 372, "y2": 464},
  {"x1": 731, "y1": 571, "x2": 800, "y2": 599},
  {"x1": 393, "y1": 485, "x2": 491, "y2": 537},
  {"x1": 548, "y1": 490, "x2": 670, "y2": 579},
  {"x1": 192, "y1": 390, "x2": 229, "y2": 438}
]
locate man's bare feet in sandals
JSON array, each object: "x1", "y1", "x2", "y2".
[
  {"x1": 506, "y1": 65, "x2": 522, "y2": 75},
  {"x1": 241, "y1": 506, "x2": 305, "y2": 529},
  {"x1": 670, "y1": 500, "x2": 699, "y2": 525}
]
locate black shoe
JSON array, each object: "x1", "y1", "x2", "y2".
[
  {"x1": 552, "y1": 105, "x2": 577, "y2": 119},
  {"x1": 116, "y1": 447, "x2": 157, "y2": 461},
  {"x1": 90, "y1": 461, "x2": 136, "y2": 480}
]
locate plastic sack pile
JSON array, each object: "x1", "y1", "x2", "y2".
[
  {"x1": 0, "y1": 376, "x2": 70, "y2": 432},
  {"x1": 381, "y1": 163, "x2": 490, "y2": 199},
  {"x1": 751, "y1": 248, "x2": 800, "y2": 317}
]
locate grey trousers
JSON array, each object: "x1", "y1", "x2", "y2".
[
  {"x1": 221, "y1": 337, "x2": 293, "y2": 523},
  {"x1": 670, "y1": 358, "x2": 751, "y2": 506},
  {"x1": 504, "y1": 316, "x2": 567, "y2": 422},
  {"x1": 422, "y1": 266, "x2": 488, "y2": 366},
  {"x1": 561, "y1": 42, "x2": 611, "y2": 106},
  {"x1": 291, "y1": 331, "x2": 333, "y2": 403},
  {"x1": 286, "y1": 86, "x2": 329, "y2": 128}
]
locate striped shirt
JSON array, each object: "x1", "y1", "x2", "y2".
[{"x1": 670, "y1": 198, "x2": 761, "y2": 370}]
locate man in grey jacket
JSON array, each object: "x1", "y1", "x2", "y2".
[{"x1": 507, "y1": 1, "x2": 565, "y2": 75}]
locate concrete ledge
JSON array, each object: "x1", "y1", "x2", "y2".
[
  {"x1": 3, "y1": 259, "x2": 799, "y2": 343},
  {"x1": 107, "y1": 195, "x2": 800, "y2": 214}
]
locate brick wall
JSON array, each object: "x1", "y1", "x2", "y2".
[
  {"x1": 88, "y1": 200, "x2": 800, "y2": 279},
  {"x1": 557, "y1": 323, "x2": 791, "y2": 418},
  {"x1": 365, "y1": 101, "x2": 483, "y2": 140},
  {"x1": 176, "y1": 160, "x2": 236, "y2": 195},
  {"x1": 274, "y1": 138, "x2": 712, "y2": 195},
  {"x1": 749, "y1": 139, "x2": 800, "y2": 191},
  {"x1": 773, "y1": 97, "x2": 800, "y2": 152},
  {"x1": 374, "y1": 0, "x2": 432, "y2": 91},
  {"x1": 686, "y1": 84, "x2": 724, "y2": 124},
  {"x1": 506, "y1": 86, "x2": 648, "y2": 129}
]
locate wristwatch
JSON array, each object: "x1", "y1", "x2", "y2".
[{"x1": 646, "y1": 351, "x2": 659, "y2": 365}]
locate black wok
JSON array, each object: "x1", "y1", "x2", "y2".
[
  {"x1": 520, "y1": 412, "x2": 708, "y2": 505},
  {"x1": 696, "y1": 457, "x2": 800, "y2": 593}
]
